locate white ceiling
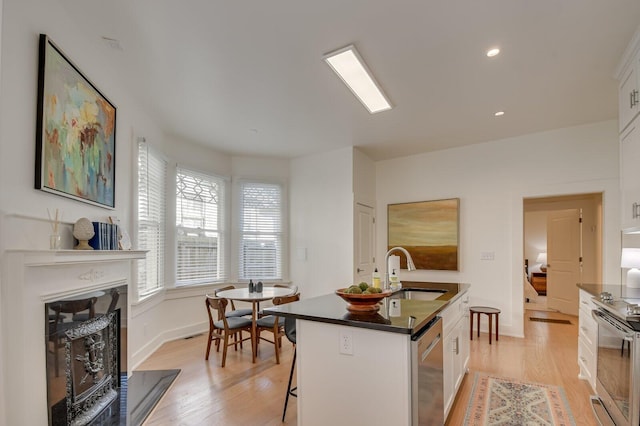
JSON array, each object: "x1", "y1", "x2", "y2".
[{"x1": 60, "y1": 1, "x2": 640, "y2": 161}]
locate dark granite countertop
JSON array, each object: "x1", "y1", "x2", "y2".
[
  {"x1": 263, "y1": 282, "x2": 470, "y2": 336},
  {"x1": 578, "y1": 282, "x2": 640, "y2": 299}
]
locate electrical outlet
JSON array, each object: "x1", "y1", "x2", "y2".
[{"x1": 339, "y1": 330, "x2": 353, "y2": 355}]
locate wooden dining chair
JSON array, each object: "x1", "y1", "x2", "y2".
[
  {"x1": 214, "y1": 285, "x2": 253, "y2": 318},
  {"x1": 205, "y1": 295, "x2": 255, "y2": 367},
  {"x1": 255, "y1": 293, "x2": 300, "y2": 364}
]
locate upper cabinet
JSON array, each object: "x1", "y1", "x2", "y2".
[
  {"x1": 620, "y1": 121, "x2": 640, "y2": 230},
  {"x1": 617, "y1": 28, "x2": 640, "y2": 132},
  {"x1": 618, "y1": 27, "x2": 640, "y2": 231}
]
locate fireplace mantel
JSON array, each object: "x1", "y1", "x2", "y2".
[{"x1": 0, "y1": 249, "x2": 145, "y2": 426}]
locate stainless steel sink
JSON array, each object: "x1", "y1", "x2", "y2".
[{"x1": 394, "y1": 288, "x2": 447, "y2": 301}]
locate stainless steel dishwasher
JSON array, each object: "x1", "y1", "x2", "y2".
[{"x1": 411, "y1": 316, "x2": 444, "y2": 425}]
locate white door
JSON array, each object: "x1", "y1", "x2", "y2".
[
  {"x1": 355, "y1": 203, "x2": 375, "y2": 283},
  {"x1": 547, "y1": 209, "x2": 582, "y2": 315}
]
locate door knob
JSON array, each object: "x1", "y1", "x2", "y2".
[{"x1": 357, "y1": 268, "x2": 363, "y2": 273}]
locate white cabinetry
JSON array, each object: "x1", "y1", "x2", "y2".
[
  {"x1": 618, "y1": 27, "x2": 640, "y2": 231},
  {"x1": 441, "y1": 292, "x2": 470, "y2": 420},
  {"x1": 619, "y1": 58, "x2": 640, "y2": 132},
  {"x1": 620, "y1": 121, "x2": 640, "y2": 230},
  {"x1": 617, "y1": 28, "x2": 640, "y2": 132},
  {"x1": 577, "y1": 289, "x2": 598, "y2": 391}
]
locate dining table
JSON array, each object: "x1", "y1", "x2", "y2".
[{"x1": 216, "y1": 286, "x2": 294, "y2": 360}]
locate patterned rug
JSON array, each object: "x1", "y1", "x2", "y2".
[{"x1": 464, "y1": 373, "x2": 576, "y2": 425}]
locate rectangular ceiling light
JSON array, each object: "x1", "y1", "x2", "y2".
[{"x1": 323, "y1": 45, "x2": 392, "y2": 114}]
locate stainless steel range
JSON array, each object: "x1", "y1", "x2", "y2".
[{"x1": 591, "y1": 292, "x2": 640, "y2": 426}]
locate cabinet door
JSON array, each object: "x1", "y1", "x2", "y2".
[
  {"x1": 619, "y1": 62, "x2": 640, "y2": 132},
  {"x1": 458, "y1": 298, "x2": 470, "y2": 375},
  {"x1": 442, "y1": 325, "x2": 455, "y2": 418},
  {"x1": 620, "y1": 119, "x2": 640, "y2": 230}
]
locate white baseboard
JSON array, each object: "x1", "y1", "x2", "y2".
[{"x1": 130, "y1": 321, "x2": 208, "y2": 370}]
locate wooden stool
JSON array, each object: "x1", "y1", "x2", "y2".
[{"x1": 469, "y1": 306, "x2": 500, "y2": 344}]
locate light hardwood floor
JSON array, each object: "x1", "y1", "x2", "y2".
[{"x1": 139, "y1": 309, "x2": 597, "y2": 425}]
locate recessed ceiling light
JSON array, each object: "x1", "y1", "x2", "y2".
[
  {"x1": 494, "y1": 111, "x2": 505, "y2": 116},
  {"x1": 323, "y1": 44, "x2": 392, "y2": 114},
  {"x1": 486, "y1": 48, "x2": 500, "y2": 58}
]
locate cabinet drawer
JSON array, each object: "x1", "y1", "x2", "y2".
[
  {"x1": 579, "y1": 290, "x2": 596, "y2": 314},
  {"x1": 441, "y1": 294, "x2": 468, "y2": 331},
  {"x1": 578, "y1": 309, "x2": 597, "y2": 347},
  {"x1": 578, "y1": 338, "x2": 596, "y2": 390}
]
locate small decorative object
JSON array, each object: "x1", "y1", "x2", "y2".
[
  {"x1": 73, "y1": 218, "x2": 95, "y2": 250},
  {"x1": 256, "y1": 281, "x2": 263, "y2": 293},
  {"x1": 35, "y1": 34, "x2": 116, "y2": 209},
  {"x1": 335, "y1": 287, "x2": 392, "y2": 312},
  {"x1": 47, "y1": 208, "x2": 62, "y2": 249},
  {"x1": 248, "y1": 279, "x2": 254, "y2": 293}
]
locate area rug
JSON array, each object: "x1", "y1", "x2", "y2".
[
  {"x1": 464, "y1": 373, "x2": 576, "y2": 426},
  {"x1": 529, "y1": 317, "x2": 572, "y2": 324}
]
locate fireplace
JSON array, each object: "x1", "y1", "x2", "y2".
[
  {"x1": 46, "y1": 285, "x2": 126, "y2": 425},
  {"x1": 0, "y1": 250, "x2": 145, "y2": 426}
]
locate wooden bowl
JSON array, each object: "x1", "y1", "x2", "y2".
[{"x1": 335, "y1": 288, "x2": 392, "y2": 312}]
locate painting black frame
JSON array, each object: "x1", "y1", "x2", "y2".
[{"x1": 35, "y1": 34, "x2": 117, "y2": 208}]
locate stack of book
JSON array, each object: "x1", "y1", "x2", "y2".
[{"x1": 88, "y1": 221, "x2": 120, "y2": 250}]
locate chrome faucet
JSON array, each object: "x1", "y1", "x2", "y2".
[{"x1": 384, "y1": 246, "x2": 417, "y2": 289}]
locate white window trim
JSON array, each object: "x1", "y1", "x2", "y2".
[
  {"x1": 133, "y1": 138, "x2": 169, "y2": 302},
  {"x1": 231, "y1": 177, "x2": 289, "y2": 282},
  {"x1": 175, "y1": 166, "x2": 229, "y2": 286}
]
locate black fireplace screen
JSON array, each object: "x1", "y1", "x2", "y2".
[
  {"x1": 45, "y1": 286, "x2": 125, "y2": 426},
  {"x1": 65, "y1": 313, "x2": 119, "y2": 425}
]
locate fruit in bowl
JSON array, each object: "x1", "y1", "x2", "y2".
[{"x1": 335, "y1": 282, "x2": 392, "y2": 312}]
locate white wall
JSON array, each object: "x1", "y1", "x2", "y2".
[
  {"x1": 376, "y1": 120, "x2": 621, "y2": 338},
  {"x1": 290, "y1": 147, "x2": 354, "y2": 298}
]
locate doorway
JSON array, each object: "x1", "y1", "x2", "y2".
[{"x1": 523, "y1": 193, "x2": 602, "y2": 316}]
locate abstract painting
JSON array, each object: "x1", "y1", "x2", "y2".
[
  {"x1": 35, "y1": 34, "x2": 116, "y2": 208},
  {"x1": 388, "y1": 198, "x2": 459, "y2": 270}
]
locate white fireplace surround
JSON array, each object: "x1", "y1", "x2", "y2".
[{"x1": 0, "y1": 250, "x2": 145, "y2": 426}]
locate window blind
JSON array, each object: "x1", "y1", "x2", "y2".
[
  {"x1": 137, "y1": 140, "x2": 167, "y2": 297},
  {"x1": 176, "y1": 167, "x2": 226, "y2": 285},
  {"x1": 238, "y1": 181, "x2": 283, "y2": 280}
]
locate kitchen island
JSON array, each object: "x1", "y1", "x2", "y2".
[{"x1": 264, "y1": 282, "x2": 470, "y2": 425}]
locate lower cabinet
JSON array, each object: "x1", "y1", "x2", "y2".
[
  {"x1": 442, "y1": 293, "x2": 470, "y2": 419},
  {"x1": 578, "y1": 289, "x2": 598, "y2": 391}
]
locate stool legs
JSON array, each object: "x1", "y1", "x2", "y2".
[
  {"x1": 282, "y1": 347, "x2": 297, "y2": 422},
  {"x1": 469, "y1": 310, "x2": 500, "y2": 344},
  {"x1": 489, "y1": 314, "x2": 492, "y2": 344}
]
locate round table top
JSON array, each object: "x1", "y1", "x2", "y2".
[
  {"x1": 469, "y1": 306, "x2": 501, "y2": 314},
  {"x1": 216, "y1": 286, "x2": 293, "y2": 302}
]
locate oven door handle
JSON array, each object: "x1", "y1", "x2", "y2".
[{"x1": 592, "y1": 309, "x2": 634, "y2": 338}]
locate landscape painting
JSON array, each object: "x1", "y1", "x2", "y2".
[
  {"x1": 35, "y1": 34, "x2": 116, "y2": 208},
  {"x1": 388, "y1": 198, "x2": 459, "y2": 270}
]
